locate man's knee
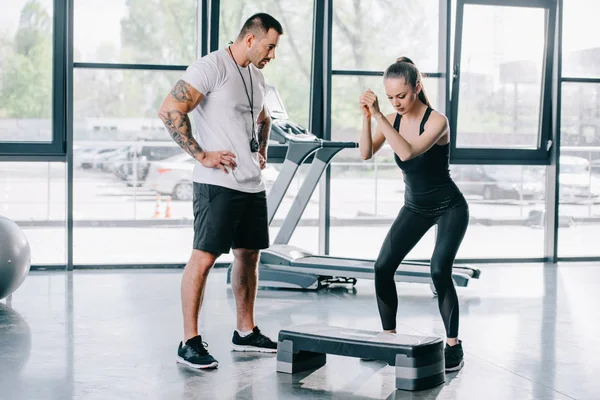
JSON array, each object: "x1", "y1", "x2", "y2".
[
  {"x1": 233, "y1": 248, "x2": 260, "y2": 267},
  {"x1": 187, "y1": 249, "x2": 220, "y2": 275}
]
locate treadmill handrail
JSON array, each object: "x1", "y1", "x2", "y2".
[
  {"x1": 274, "y1": 146, "x2": 354, "y2": 245},
  {"x1": 320, "y1": 141, "x2": 358, "y2": 148}
]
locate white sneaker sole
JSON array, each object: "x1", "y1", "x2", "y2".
[
  {"x1": 445, "y1": 360, "x2": 464, "y2": 372},
  {"x1": 176, "y1": 356, "x2": 218, "y2": 369},
  {"x1": 231, "y1": 344, "x2": 277, "y2": 353}
]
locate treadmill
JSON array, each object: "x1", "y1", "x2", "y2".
[{"x1": 226, "y1": 86, "x2": 481, "y2": 293}]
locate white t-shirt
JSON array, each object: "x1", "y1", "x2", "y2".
[{"x1": 181, "y1": 49, "x2": 266, "y2": 193}]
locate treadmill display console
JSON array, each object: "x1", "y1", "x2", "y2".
[{"x1": 265, "y1": 85, "x2": 318, "y2": 144}]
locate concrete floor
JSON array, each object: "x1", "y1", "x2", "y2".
[{"x1": 0, "y1": 263, "x2": 598, "y2": 400}]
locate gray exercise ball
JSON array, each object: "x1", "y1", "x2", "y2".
[{"x1": 0, "y1": 216, "x2": 31, "y2": 300}]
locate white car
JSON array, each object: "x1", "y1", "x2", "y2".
[
  {"x1": 144, "y1": 153, "x2": 280, "y2": 201},
  {"x1": 559, "y1": 155, "x2": 600, "y2": 201},
  {"x1": 143, "y1": 153, "x2": 195, "y2": 200}
]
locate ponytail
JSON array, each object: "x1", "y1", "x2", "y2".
[{"x1": 385, "y1": 57, "x2": 431, "y2": 107}]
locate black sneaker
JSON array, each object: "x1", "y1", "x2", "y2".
[
  {"x1": 231, "y1": 326, "x2": 278, "y2": 353},
  {"x1": 176, "y1": 335, "x2": 219, "y2": 369},
  {"x1": 444, "y1": 340, "x2": 464, "y2": 372}
]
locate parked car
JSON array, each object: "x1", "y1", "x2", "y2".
[
  {"x1": 559, "y1": 155, "x2": 600, "y2": 201},
  {"x1": 101, "y1": 146, "x2": 131, "y2": 173},
  {"x1": 144, "y1": 154, "x2": 196, "y2": 200},
  {"x1": 451, "y1": 164, "x2": 544, "y2": 200},
  {"x1": 94, "y1": 146, "x2": 130, "y2": 171},
  {"x1": 76, "y1": 147, "x2": 118, "y2": 169},
  {"x1": 450, "y1": 155, "x2": 600, "y2": 202},
  {"x1": 123, "y1": 142, "x2": 185, "y2": 184}
]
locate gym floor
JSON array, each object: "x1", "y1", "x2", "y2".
[{"x1": 0, "y1": 263, "x2": 598, "y2": 400}]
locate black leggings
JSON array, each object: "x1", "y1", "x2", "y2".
[{"x1": 374, "y1": 204, "x2": 469, "y2": 338}]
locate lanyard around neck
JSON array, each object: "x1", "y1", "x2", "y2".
[{"x1": 227, "y1": 47, "x2": 257, "y2": 148}]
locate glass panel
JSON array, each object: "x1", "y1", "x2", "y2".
[
  {"x1": 268, "y1": 164, "x2": 319, "y2": 255},
  {"x1": 455, "y1": 4, "x2": 546, "y2": 149},
  {"x1": 329, "y1": 163, "x2": 547, "y2": 260},
  {"x1": 74, "y1": 0, "x2": 197, "y2": 65},
  {"x1": 0, "y1": 0, "x2": 53, "y2": 142},
  {"x1": 73, "y1": 69, "x2": 191, "y2": 264},
  {"x1": 332, "y1": 0, "x2": 441, "y2": 72},
  {"x1": 562, "y1": 0, "x2": 600, "y2": 78},
  {"x1": 218, "y1": 0, "x2": 314, "y2": 127},
  {"x1": 450, "y1": 164, "x2": 547, "y2": 258},
  {"x1": 329, "y1": 76, "x2": 545, "y2": 259},
  {"x1": 331, "y1": 75, "x2": 442, "y2": 144},
  {"x1": 558, "y1": 83, "x2": 600, "y2": 257},
  {"x1": 0, "y1": 162, "x2": 66, "y2": 265}
]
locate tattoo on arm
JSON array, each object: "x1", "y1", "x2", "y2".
[
  {"x1": 158, "y1": 109, "x2": 203, "y2": 158},
  {"x1": 257, "y1": 117, "x2": 271, "y2": 154},
  {"x1": 171, "y1": 80, "x2": 192, "y2": 102}
]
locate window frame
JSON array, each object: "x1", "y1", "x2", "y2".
[
  {"x1": 449, "y1": 0, "x2": 558, "y2": 165},
  {"x1": 0, "y1": 0, "x2": 67, "y2": 160}
]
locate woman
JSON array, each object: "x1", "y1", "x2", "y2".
[{"x1": 359, "y1": 57, "x2": 469, "y2": 372}]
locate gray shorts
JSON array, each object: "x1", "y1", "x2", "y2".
[{"x1": 192, "y1": 183, "x2": 269, "y2": 255}]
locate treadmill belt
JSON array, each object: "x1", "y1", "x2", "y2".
[{"x1": 287, "y1": 255, "x2": 475, "y2": 278}]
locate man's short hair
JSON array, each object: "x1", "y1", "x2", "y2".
[{"x1": 238, "y1": 13, "x2": 283, "y2": 39}]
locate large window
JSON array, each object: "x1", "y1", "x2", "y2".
[
  {"x1": 71, "y1": 0, "x2": 198, "y2": 265},
  {"x1": 558, "y1": 0, "x2": 600, "y2": 258},
  {"x1": 219, "y1": 0, "x2": 314, "y2": 127},
  {"x1": 73, "y1": 69, "x2": 190, "y2": 264},
  {"x1": 328, "y1": 152, "x2": 549, "y2": 259},
  {"x1": 74, "y1": 0, "x2": 197, "y2": 65},
  {"x1": 327, "y1": 0, "x2": 553, "y2": 261},
  {"x1": 328, "y1": 0, "x2": 451, "y2": 260},
  {"x1": 6, "y1": 0, "x2": 600, "y2": 268},
  {"x1": 0, "y1": 1, "x2": 65, "y2": 265},
  {"x1": 449, "y1": 0, "x2": 556, "y2": 164},
  {"x1": 454, "y1": 5, "x2": 546, "y2": 149},
  {"x1": 0, "y1": 162, "x2": 66, "y2": 265},
  {"x1": 68, "y1": 0, "x2": 316, "y2": 264},
  {"x1": 332, "y1": 0, "x2": 441, "y2": 72},
  {"x1": 562, "y1": 0, "x2": 600, "y2": 79},
  {"x1": 558, "y1": 83, "x2": 600, "y2": 258},
  {"x1": 0, "y1": 0, "x2": 59, "y2": 154}
]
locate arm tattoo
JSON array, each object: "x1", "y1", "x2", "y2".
[
  {"x1": 171, "y1": 80, "x2": 192, "y2": 102},
  {"x1": 257, "y1": 117, "x2": 271, "y2": 154},
  {"x1": 158, "y1": 109, "x2": 203, "y2": 158}
]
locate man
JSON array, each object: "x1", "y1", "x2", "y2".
[{"x1": 158, "y1": 13, "x2": 283, "y2": 369}]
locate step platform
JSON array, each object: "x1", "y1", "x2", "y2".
[{"x1": 276, "y1": 324, "x2": 445, "y2": 391}]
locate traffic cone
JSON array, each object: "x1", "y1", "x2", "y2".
[
  {"x1": 153, "y1": 194, "x2": 162, "y2": 218},
  {"x1": 165, "y1": 196, "x2": 172, "y2": 218}
]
